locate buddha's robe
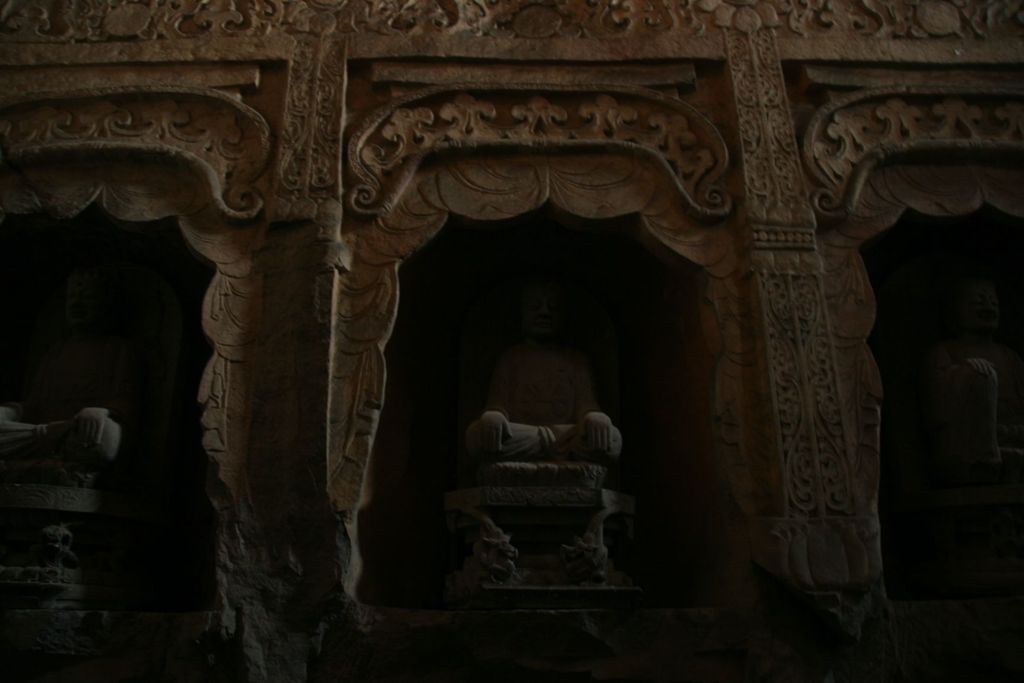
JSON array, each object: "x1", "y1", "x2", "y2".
[
  {"x1": 923, "y1": 338, "x2": 1024, "y2": 484},
  {"x1": 467, "y1": 343, "x2": 621, "y2": 461}
]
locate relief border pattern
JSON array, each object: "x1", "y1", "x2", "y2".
[{"x1": 0, "y1": 0, "x2": 1019, "y2": 42}]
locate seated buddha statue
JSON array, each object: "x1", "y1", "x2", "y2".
[
  {"x1": 465, "y1": 282, "x2": 621, "y2": 487},
  {"x1": 0, "y1": 267, "x2": 142, "y2": 485},
  {"x1": 922, "y1": 276, "x2": 1024, "y2": 485}
]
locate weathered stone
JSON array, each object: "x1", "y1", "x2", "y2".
[{"x1": 0, "y1": 1, "x2": 1022, "y2": 680}]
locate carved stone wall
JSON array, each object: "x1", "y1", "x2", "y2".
[{"x1": 1, "y1": 1, "x2": 1023, "y2": 681}]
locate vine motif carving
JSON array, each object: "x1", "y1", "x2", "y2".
[
  {"x1": 759, "y1": 270, "x2": 851, "y2": 517},
  {"x1": 0, "y1": 88, "x2": 272, "y2": 219},
  {"x1": 348, "y1": 87, "x2": 732, "y2": 220},
  {"x1": 722, "y1": 8, "x2": 813, "y2": 227},
  {"x1": 2, "y1": 1, "x2": 1016, "y2": 41},
  {"x1": 274, "y1": 33, "x2": 347, "y2": 227},
  {"x1": 774, "y1": 0, "x2": 1024, "y2": 39},
  {"x1": 804, "y1": 88, "x2": 1024, "y2": 217}
]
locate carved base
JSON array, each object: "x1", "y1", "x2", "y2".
[
  {"x1": 0, "y1": 484, "x2": 160, "y2": 609},
  {"x1": 444, "y1": 485, "x2": 638, "y2": 608}
]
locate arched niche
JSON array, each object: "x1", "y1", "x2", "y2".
[
  {"x1": 0, "y1": 98, "x2": 267, "y2": 608},
  {"x1": 0, "y1": 207, "x2": 218, "y2": 609},
  {"x1": 331, "y1": 150, "x2": 758, "y2": 609},
  {"x1": 819, "y1": 161, "x2": 1024, "y2": 599},
  {"x1": 0, "y1": 105, "x2": 265, "y2": 504}
]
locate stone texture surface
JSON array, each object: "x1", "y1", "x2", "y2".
[{"x1": 0, "y1": 1, "x2": 1022, "y2": 680}]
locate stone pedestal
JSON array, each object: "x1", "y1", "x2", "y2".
[
  {"x1": 0, "y1": 483, "x2": 158, "y2": 609},
  {"x1": 444, "y1": 484, "x2": 640, "y2": 608}
]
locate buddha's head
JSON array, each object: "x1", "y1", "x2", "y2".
[
  {"x1": 65, "y1": 267, "x2": 115, "y2": 333},
  {"x1": 947, "y1": 275, "x2": 1000, "y2": 336},
  {"x1": 521, "y1": 281, "x2": 564, "y2": 342}
]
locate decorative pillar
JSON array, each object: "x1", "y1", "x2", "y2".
[{"x1": 718, "y1": 0, "x2": 882, "y2": 634}]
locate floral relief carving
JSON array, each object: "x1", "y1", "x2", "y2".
[
  {"x1": 0, "y1": 0, "x2": 1020, "y2": 41},
  {"x1": 347, "y1": 88, "x2": 732, "y2": 221},
  {"x1": 759, "y1": 270, "x2": 851, "y2": 517},
  {"x1": 775, "y1": 0, "x2": 1024, "y2": 39},
  {"x1": 0, "y1": 88, "x2": 272, "y2": 220},
  {"x1": 804, "y1": 88, "x2": 1024, "y2": 218}
]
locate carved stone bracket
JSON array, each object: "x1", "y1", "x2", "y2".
[
  {"x1": 803, "y1": 87, "x2": 1024, "y2": 221},
  {"x1": 0, "y1": 87, "x2": 272, "y2": 221},
  {"x1": 346, "y1": 86, "x2": 733, "y2": 221}
]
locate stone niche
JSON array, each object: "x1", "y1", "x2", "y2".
[
  {"x1": 354, "y1": 213, "x2": 753, "y2": 610},
  {"x1": 867, "y1": 212, "x2": 1024, "y2": 598},
  {"x1": 0, "y1": 209, "x2": 214, "y2": 610}
]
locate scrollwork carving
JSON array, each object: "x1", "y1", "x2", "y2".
[
  {"x1": 721, "y1": 5, "x2": 814, "y2": 227},
  {"x1": 0, "y1": 88, "x2": 272, "y2": 220},
  {"x1": 758, "y1": 269, "x2": 853, "y2": 517},
  {"x1": 775, "y1": 0, "x2": 1024, "y2": 39},
  {"x1": 274, "y1": 34, "x2": 347, "y2": 227},
  {"x1": 0, "y1": 0, "x2": 1019, "y2": 42},
  {"x1": 804, "y1": 88, "x2": 1024, "y2": 218},
  {"x1": 347, "y1": 87, "x2": 732, "y2": 221}
]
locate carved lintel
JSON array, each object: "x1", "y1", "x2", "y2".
[
  {"x1": 346, "y1": 86, "x2": 732, "y2": 221},
  {"x1": 804, "y1": 87, "x2": 1024, "y2": 220},
  {"x1": 0, "y1": 87, "x2": 272, "y2": 221}
]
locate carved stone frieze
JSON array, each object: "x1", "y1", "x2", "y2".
[
  {"x1": 803, "y1": 88, "x2": 1024, "y2": 220},
  {"x1": 2, "y1": 0, "x2": 1018, "y2": 42},
  {"x1": 0, "y1": 88, "x2": 272, "y2": 220},
  {"x1": 347, "y1": 87, "x2": 732, "y2": 220},
  {"x1": 774, "y1": 0, "x2": 1024, "y2": 39}
]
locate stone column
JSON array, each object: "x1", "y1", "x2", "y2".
[{"x1": 719, "y1": 1, "x2": 882, "y2": 635}]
